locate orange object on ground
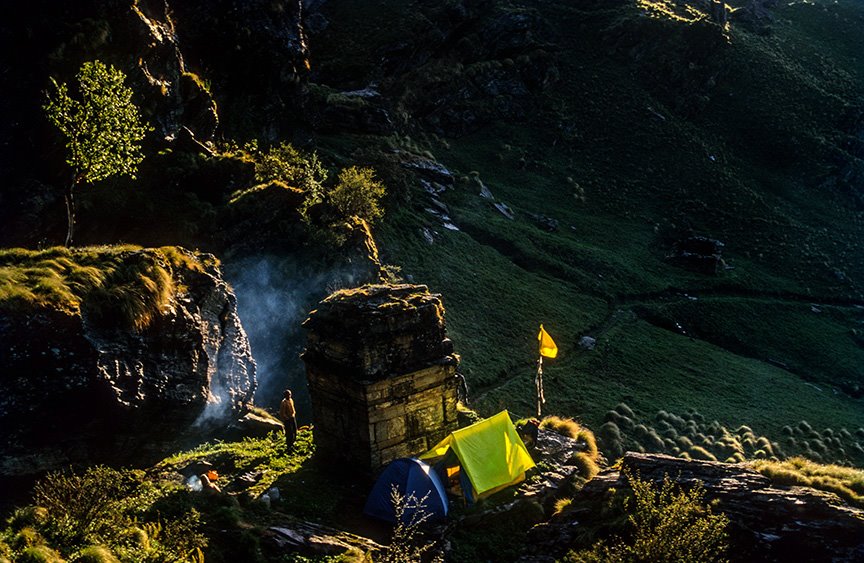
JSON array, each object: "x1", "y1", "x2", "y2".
[{"x1": 206, "y1": 470, "x2": 219, "y2": 482}]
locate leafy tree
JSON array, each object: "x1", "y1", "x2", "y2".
[
  {"x1": 329, "y1": 166, "x2": 387, "y2": 223},
  {"x1": 255, "y1": 142, "x2": 328, "y2": 197},
  {"x1": 44, "y1": 60, "x2": 150, "y2": 246}
]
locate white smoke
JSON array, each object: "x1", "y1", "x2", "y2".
[{"x1": 225, "y1": 255, "x2": 370, "y2": 423}]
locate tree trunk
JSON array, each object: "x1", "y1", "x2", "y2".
[{"x1": 64, "y1": 183, "x2": 76, "y2": 247}]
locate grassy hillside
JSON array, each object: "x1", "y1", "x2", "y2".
[{"x1": 311, "y1": 0, "x2": 864, "y2": 459}]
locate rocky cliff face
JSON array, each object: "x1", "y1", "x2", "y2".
[{"x1": 0, "y1": 247, "x2": 256, "y2": 477}]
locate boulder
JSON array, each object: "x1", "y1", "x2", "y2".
[
  {"x1": 0, "y1": 247, "x2": 256, "y2": 476},
  {"x1": 263, "y1": 520, "x2": 382, "y2": 559}
]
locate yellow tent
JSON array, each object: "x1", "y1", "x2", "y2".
[{"x1": 420, "y1": 411, "x2": 535, "y2": 501}]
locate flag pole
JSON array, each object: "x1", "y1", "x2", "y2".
[{"x1": 536, "y1": 354, "x2": 544, "y2": 418}]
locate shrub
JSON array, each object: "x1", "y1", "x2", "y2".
[
  {"x1": 12, "y1": 528, "x2": 44, "y2": 550},
  {"x1": 564, "y1": 471, "x2": 730, "y2": 562},
  {"x1": 328, "y1": 166, "x2": 387, "y2": 223},
  {"x1": 641, "y1": 430, "x2": 666, "y2": 452},
  {"x1": 254, "y1": 142, "x2": 328, "y2": 196},
  {"x1": 32, "y1": 465, "x2": 131, "y2": 544},
  {"x1": 378, "y1": 486, "x2": 438, "y2": 563},
  {"x1": 577, "y1": 429, "x2": 600, "y2": 461}
]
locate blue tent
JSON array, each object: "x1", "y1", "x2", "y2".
[{"x1": 364, "y1": 458, "x2": 449, "y2": 524}]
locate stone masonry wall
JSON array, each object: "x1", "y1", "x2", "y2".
[{"x1": 302, "y1": 284, "x2": 460, "y2": 471}]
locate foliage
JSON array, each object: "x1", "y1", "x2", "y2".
[
  {"x1": 32, "y1": 465, "x2": 132, "y2": 544},
  {"x1": 3, "y1": 465, "x2": 206, "y2": 562},
  {"x1": 254, "y1": 142, "x2": 328, "y2": 204},
  {"x1": 565, "y1": 471, "x2": 730, "y2": 563},
  {"x1": 44, "y1": 60, "x2": 149, "y2": 185},
  {"x1": 328, "y1": 166, "x2": 387, "y2": 223},
  {"x1": 751, "y1": 457, "x2": 864, "y2": 507},
  {"x1": 377, "y1": 487, "x2": 441, "y2": 563}
]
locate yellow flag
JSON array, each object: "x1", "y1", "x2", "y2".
[{"x1": 538, "y1": 324, "x2": 558, "y2": 359}]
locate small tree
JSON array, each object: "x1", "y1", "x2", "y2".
[
  {"x1": 44, "y1": 60, "x2": 149, "y2": 246},
  {"x1": 254, "y1": 142, "x2": 328, "y2": 197},
  {"x1": 329, "y1": 166, "x2": 387, "y2": 223}
]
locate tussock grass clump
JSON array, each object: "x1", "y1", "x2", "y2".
[
  {"x1": 570, "y1": 452, "x2": 601, "y2": 481},
  {"x1": 540, "y1": 416, "x2": 583, "y2": 440},
  {"x1": 689, "y1": 446, "x2": 718, "y2": 462},
  {"x1": 541, "y1": 416, "x2": 600, "y2": 461},
  {"x1": 752, "y1": 457, "x2": 864, "y2": 507},
  {"x1": 75, "y1": 545, "x2": 120, "y2": 562},
  {"x1": 598, "y1": 422, "x2": 624, "y2": 460},
  {"x1": 16, "y1": 546, "x2": 64, "y2": 563},
  {"x1": 614, "y1": 403, "x2": 635, "y2": 419},
  {"x1": 553, "y1": 497, "x2": 573, "y2": 516},
  {"x1": 0, "y1": 246, "x2": 210, "y2": 331}
]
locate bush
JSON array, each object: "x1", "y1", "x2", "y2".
[
  {"x1": 564, "y1": 471, "x2": 730, "y2": 562},
  {"x1": 32, "y1": 465, "x2": 131, "y2": 544},
  {"x1": 328, "y1": 166, "x2": 387, "y2": 223},
  {"x1": 254, "y1": 142, "x2": 328, "y2": 196}
]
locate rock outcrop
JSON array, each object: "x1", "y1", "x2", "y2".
[
  {"x1": 0, "y1": 247, "x2": 256, "y2": 476},
  {"x1": 525, "y1": 453, "x2": 864, "y2": 562},
  {"x1": 372, "y1": 3, "x2": 558, "y2": 136}
]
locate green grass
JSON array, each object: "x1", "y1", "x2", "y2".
[
  {"x1": 367, "y1": 0, "x2": 864, "y2": 462},
  {"x1": 751, "y1": 457, "x2": 864, "y2": 507},
  {"x1": 0, "y1": 246, "x2": 215, "y2": 330}
]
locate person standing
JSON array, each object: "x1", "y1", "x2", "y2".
[{"x1": 280, "y1": 389, "x2": 297, "y2": 451}]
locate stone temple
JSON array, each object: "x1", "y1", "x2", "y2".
[{"x1": 301, "y1": 284, "x2": 460, "y2": 470}]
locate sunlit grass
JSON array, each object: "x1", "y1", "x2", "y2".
[
  {"x1": 636, "y1": 0, "x2": 707, "y2": 23},
  {"x1": 751, "y1": 457, "x2": 864, "y2": 507},
  {"x1": 0, "y1": 246, "x2": 214, "y2": 330}
]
